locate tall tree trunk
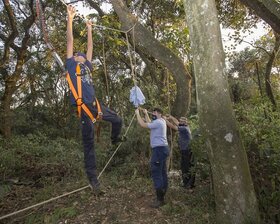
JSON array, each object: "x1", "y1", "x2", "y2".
[
  {"x1": 109, "y1": 0, "x2": 191, "y2": 117},
  {"x1": 183, "y1": 0, "x2": 260, "y2": 223},
  {"x1": 264, "y1": 32, "x2": 280, "y2": 110}
]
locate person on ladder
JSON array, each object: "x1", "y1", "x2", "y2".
[{"x1": 66, "y1": 5, "x2": 124, "y2": 194}]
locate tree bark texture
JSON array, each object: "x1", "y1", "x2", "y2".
[
  {"x1": 239, "y1": 0, "x2": 280, "y2": 34},
  {"x1": 183, "y1": 0, "x2": 260, "y2": 223},
  {"x1": 0, "y1": 0, "x2": 36, "y2": 138},
  {"x1": 110, "y1": 0, "x2": 192, "y2": 117}
]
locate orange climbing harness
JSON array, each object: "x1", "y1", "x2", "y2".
[{"x1": 66, "y1": 64, "x2": 102, "y2": 123}]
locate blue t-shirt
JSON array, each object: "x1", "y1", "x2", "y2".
[
  {"x1": 65, "y1": 57, "x2": 95, "y2": 105},
  {"x1": 147, "y1": 118, "x2": 168, "y2": 148},
  {"x1": 178, "y1": 125, "x2": 191, "y2": 150}
]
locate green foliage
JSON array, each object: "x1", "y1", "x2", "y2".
[
  {"x1": 0, "y1": 133, "x2": 84, "y2": 183},
  {"x1": 234, "y1": 99, "x2": 280, "y2": 223}
]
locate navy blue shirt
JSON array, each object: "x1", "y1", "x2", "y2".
[
  {"x1": 178, "y1": 125, "x2": 191, "y2": 151},
  {"x1": 65, "y1": 57, "x2": 95, "y2": 105}
]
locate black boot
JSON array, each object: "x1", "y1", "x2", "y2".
[
  {"x1": 111, "y1": 136, "x2": 127, "y2": 145},
  {"x1": 150, "y1": 189, "x2": 165, "y2": 208},
  {"x1": 89, "y1": 181, "x2": 105, "y2": 196}
]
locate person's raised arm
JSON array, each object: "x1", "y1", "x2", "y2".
[
  {"x1": 169, "y1": 115, "x2": 179, "y2": 126},
  {"x1": 135, "y1": 109, "x2": 149, "y2": 128},
  {"x1": 86, "y1": 20, "x2": 93, "y2": 61},
  {"x1": 163, "y1": 116, "x2": 178, "y2": 131},
  {"x1": 67, "y1": 5, "x2": 76, "y2": 59},
  {"x1": 143, "y1": 109, "x2": 151, "y2": 123}
]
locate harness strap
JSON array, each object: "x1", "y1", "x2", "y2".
[{"x1": 66, "y1": 64, "x2": 102, "y2": 123}]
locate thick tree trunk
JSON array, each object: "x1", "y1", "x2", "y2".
[
  {"x1": 239, "y1": 0, "x2": 280, "y2": 34},
  {"x1": 0, "y1": 0, "x2": 36, "y2": 138},
  {"x1": 183, "y1": 0, "x2": 260, "y2": 223},
  {"x1": 0, "y1": 81, "x2": 16, "y2": 138},
  {"x1": 110, "y1": 0, "x2": 191, "y2": 117}
]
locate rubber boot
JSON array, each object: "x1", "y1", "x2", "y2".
[{"x1": 150, "y1": 189, "x2": 165, "y2": 208}]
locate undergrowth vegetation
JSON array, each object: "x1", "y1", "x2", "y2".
[{"x1": 0, "y1": 99, "x2": 279, "y2": 223}]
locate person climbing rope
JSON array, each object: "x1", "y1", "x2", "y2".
[
  {"x1": 66, "y1": 5, "x2": 124, "y2": 194},
  {"x1": 164, "y1": 115, "x2": 195, "y2": 189},
  {"x1": 135, "y1": 107, "x2": 169, "y2": 208}
]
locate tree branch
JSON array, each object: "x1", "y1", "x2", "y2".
[
  {"x1": 1, "y1": 0, "x2": 19, "y2": 68},
  {"x1": 239, "y1": 0, "x2": 280, "y2": 34}
]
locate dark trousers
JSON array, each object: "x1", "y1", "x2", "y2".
[
  {"x1": 91, "y1": 103, "x2": 122, "y2": 142},
  {"x1": 81, "y1": 103, "x2": 122, "y2": 186},
  {"x1": 150, "y1": 146, "x2": 169, "y2": 190},
  {"x1": 181, "y1": 149, "x2": 195, "y2": 187}
]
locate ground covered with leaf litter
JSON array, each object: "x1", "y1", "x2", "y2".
[{"x1": 1, "y1": 171, "x2": 215, "y2": 224}]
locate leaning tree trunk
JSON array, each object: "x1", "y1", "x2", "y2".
[
  {"x1": 183, "y1": 0, "x2": 260, "y2": 223},
  {"x1": 110, "y1": 0, "x2": 191, "y2": 117},
  {"x1": 239, "y1": 0, "x2": 280, "y2": 34}
]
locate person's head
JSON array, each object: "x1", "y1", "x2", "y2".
[
  {"x1": 152, "y1": 108, "x2": 163, "y2": 120},
  {"x1": 73, "y1": 52, "x2": 93, "y2": 71},
  {"x1": 179, "y1": 117, "x2": 188, "y2": 126},
  {"x1": 74, "y1": 52, "x2": 87, "y2": 63}
]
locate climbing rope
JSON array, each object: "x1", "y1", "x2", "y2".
[
  {"x1": 0, "y1": 113, "x2": 136, "y2": 221},
  {"x1": 102, "y1": 33, "x2": 110, "y2": 105},
  {"x1": 166, "y1": 71, "x2": 173, "y2": 171},
  {"x1": 125, "y1": 26, "x2": 138, "y2": 86}
]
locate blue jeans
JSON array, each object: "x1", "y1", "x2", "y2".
[
  {"x1": 150, "y1": 146, "x2": 169, "y2": 190},
  {"x1": 81, "y1": 103, "x2": 122, "y2": 186}
]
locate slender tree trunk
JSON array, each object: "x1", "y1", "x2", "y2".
[
  {"x1": 110, "y1": 0, "x2": 192, "y2": 117},
  {"x1": 255, "y1": 62, "x2": 263, "y2": 97},
  {"x1": 255, "y1": 62, "x2": 268, "y2": 119},
  {"x1": 183, "y1": 0, "x2": 260, "y2": 223},
  {"x1": 264, "y1": 33, "x2": 280, "y2": 110}
]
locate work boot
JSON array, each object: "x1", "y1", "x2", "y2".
[
  {"x1": 150, "y1": 189, "x2": 165, "y2": 208},
  {"x1": 89, "y1": 182, "x2": 105, "y2": 196}
]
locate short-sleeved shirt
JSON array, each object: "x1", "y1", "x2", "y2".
[
  {"x1": 65, "y1": 57, "x2": 95, "y2": 105},
  {"x1": 147, "y1": 118, "x2": 168, "y2": 148},
  {"x1": 178, "y1": 125, "x2": 191, "y2": 151}
]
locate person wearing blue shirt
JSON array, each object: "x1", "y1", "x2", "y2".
[
  {"x1": 66, "y1": 6, "x2": 123, "y2": 194},
  {"x1": 165, "y1": 115, "x2": 195, "y2": 189},
  {"x1": 135, "y1": 108, "x2": 169, "y2": 208}
]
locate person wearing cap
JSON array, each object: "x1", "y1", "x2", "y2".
[
  {"x1": 164, "y1": 115, "x2": 195, "y2": 189},
  {"x1": 66, "y1": 5, "x2": 123, "y2": 193},
  {"x1": 135, "y1": 108, "x2": 169, "y2": 208}
]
